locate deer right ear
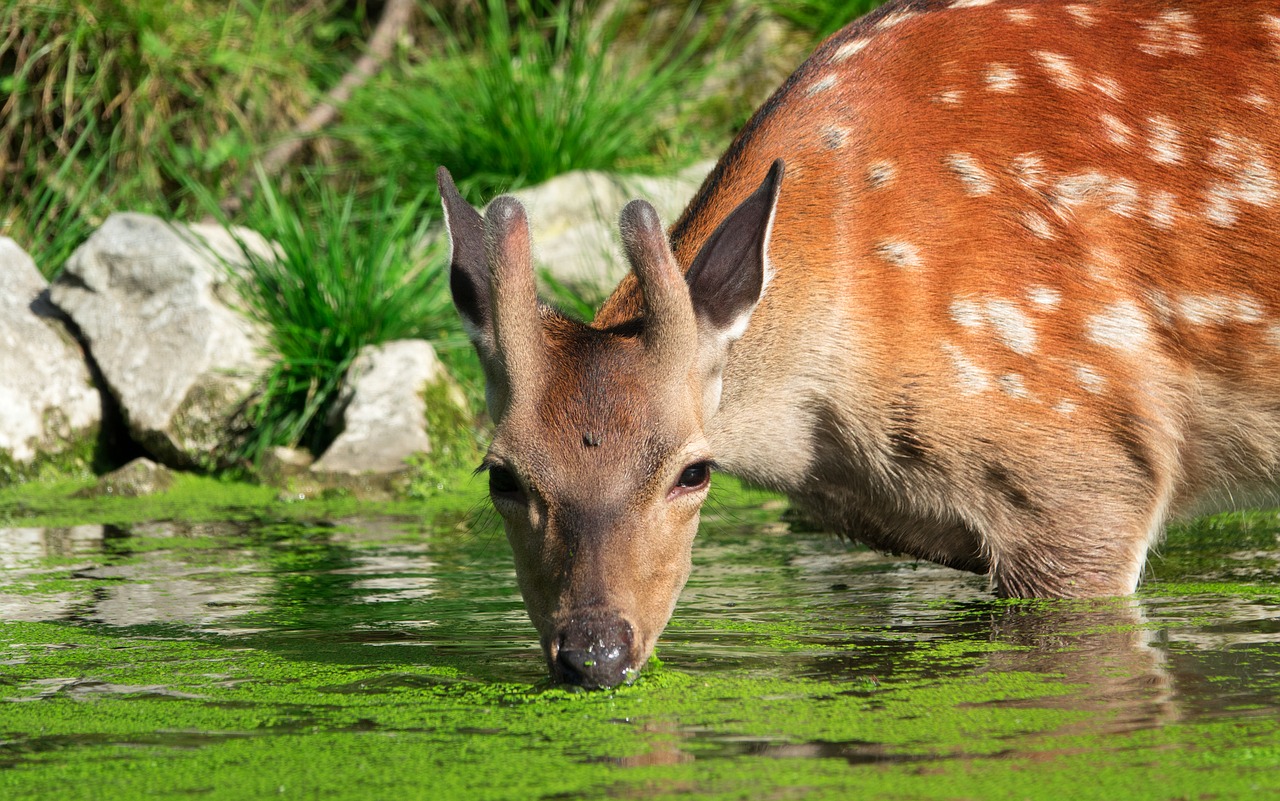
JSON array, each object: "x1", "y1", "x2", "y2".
[
  {"x1": 685, "y1": 159, "x2": 784, "y2": 341},
  {"x1": 437, "y1": 167, "x2": 493, "y2": 347}
]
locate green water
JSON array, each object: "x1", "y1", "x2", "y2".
[{"x1": 1, "y1": 476, "x2": 1278, "y2": 799}]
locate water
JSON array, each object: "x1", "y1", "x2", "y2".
[{"x1": 0, "y1": 488, "x2": 1277, "y2": 799}]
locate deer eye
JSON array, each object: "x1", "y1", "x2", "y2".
[
  {"x1": 674, "y1": 461, "x2": 712, "y2": 493},
  {"x1": 488, "y1": 465, "x2": 523, "y2": 498}
]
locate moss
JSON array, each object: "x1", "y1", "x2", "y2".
[
  {"x1": 0, "y1": 471, "x2": 483, "y2": 529},
  {"x1": 2, "y1": 478, "x2": 1279, "y2": 800},
  {"x1": 0, "y1": 427, "x2": 97, "y2": 488},
  {"x1": 0, "y1": 617, "x2": 1276, "y2": 801},
  {"x1": 399, "y1": 377, "x2": 485, "y2": 499}
]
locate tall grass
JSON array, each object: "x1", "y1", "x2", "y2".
[
  {"x1": 198, "y1": 172, "x2": 460, "y2": 464},
  {"x1": 343, "y1": 0, "x2": 722, "y2": 204},
  {"x1": 766, "y1": 0, "x2": 887, "y2": 40},
  {"x1": 0, "y1": 0, "x2": 350, "y2": 275}
]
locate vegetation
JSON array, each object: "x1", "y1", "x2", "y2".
[
  {"x1": 766, "y1": 0, "x2": 886, "y2": 40},
  {"x1": 342, "y1": 0, "x2": 724, "y2": 203},
  {"x1": 2, "y1": 0, "x2": 891, "y2": 481},
  {"x1": 0, "y1": 0, "x2": 352, "y2": 275}
]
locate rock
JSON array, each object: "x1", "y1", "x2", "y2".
[
  {"x1": 503, "y1": 162, "x2": 714, "y2": 293},
  {"x1": 312, "y1": 340, "x2": 467, "y2": 476},
  {"x1": 75, "y1": 457, "x2": 174, "y2": 498},
  {"x1": 257, "y1": 446, "x2": 315, "y2": 485},
  {"x1": 0, "y1": 238, "x2": 102, "y2": 481},
  {"x1": 50, "y1": 213, "x2": 273, "y2": 469}
]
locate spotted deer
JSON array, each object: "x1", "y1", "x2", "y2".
[{"x1": 437, "y1": 0, "x2": 1280, "y2": 688}]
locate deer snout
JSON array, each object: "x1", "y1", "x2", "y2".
[{"x1": 550, "y1": 609, "x2": 636, "y2": 689}]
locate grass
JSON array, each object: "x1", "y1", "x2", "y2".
[
  {"x1": 341, "y1": 0, "x2": 726, "y2": 204},
  {"x1": 193, "y1": 170, "x2": 464, "y2": 465},
  {"x1": 766, "y1": 0, "x2": 888, "y2": 40},
  {"x1": 0, "y1": 0, "x2": 353, "y2": 276}
]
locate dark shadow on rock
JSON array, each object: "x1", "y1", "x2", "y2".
[{"x1": 32, "y1": 287, "x2": 144, "y2": 473}]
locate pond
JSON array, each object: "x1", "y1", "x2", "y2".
[{"x1": 0, "y1": 477, "x2": 1278, "y2": 800}]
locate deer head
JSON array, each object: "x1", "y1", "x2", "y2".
[{"x1": 438, "y1": 162, "x2": 783, "y2": 688}]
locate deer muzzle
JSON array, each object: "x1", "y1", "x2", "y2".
[{"x1": 549, "y1": 608, "x2": 637, "y2": 689}]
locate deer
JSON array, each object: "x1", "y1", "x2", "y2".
[{"x1": 436, "y1": 0, "x2": 1280, "y2": 689}]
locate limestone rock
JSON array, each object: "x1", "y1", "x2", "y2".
[
  {"x1": 50, "y1": 213, "x2": 273, "y2": 469},
  {"x1": 312, "y1": 340, "x2": 467, "y2": 475},
  {"x1": 0, "y1": 238, "x2": 102, "y2": 480},
  {"x1": 502, "y1": 162, "x2": 714, "y2": 293},
  {"x1": 76, "y1": 457, "x2": 174, "y2": 498}
]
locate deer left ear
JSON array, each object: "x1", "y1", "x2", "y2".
[
  {"x1": 685, "y1": 159, "x2": 784, "y2": 341},
  {"x1": 437, "y1": 166, "x2": 492, "y2": 350}
]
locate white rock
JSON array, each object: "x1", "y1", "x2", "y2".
[
  {"x1": 50, "y1": 213, "x2": 272, "y2": 468},
  {"x1": 503, "y1": 162, "x2": 714, "y2": 293},
  {"x1": 312, "y1": 340, "x2": 467, "y2": 475},
  {"x1": 0, "y1": 238, "x2": 101, "y2": 475}
]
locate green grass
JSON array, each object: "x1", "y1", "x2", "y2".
[
  {"x1": 0, "y1": 0, "x2": 354, "y2": 276},
  {"x1": 342, "y1": 0, "x2": 725, "y2": 204},
  {"x1": 766, "y1": 0, "x2": 888, "y2": 40},
  {"x1": 194, "y1": 171, "x2": 465, "y2": 464}
]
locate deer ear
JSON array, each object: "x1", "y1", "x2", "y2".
[
  {"x1": 437, "y1": 167, "x2": 492, "y2": 346},
  {"x1": 685, "y1": 159, "x2": 784, "y2": 341}
]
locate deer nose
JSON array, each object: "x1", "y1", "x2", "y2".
[{"x1": 552, "y1": 611, "x2": 635, "y2": 689}]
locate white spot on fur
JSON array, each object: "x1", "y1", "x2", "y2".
[
  {"x1": 1005, "y1": 8, "x2": 1034, "y2": 24},
  {"x1": 876, "y1": 240, "x2": 922, "y2": 269},
  {"x1": 1065, "y1": 4, "x2": 1095, "y2": 26},
  {"x1": 1204, "y1": 183, "x2": 1239, "y2": 227},
  {"x1": 1021, "y1": 211, "x2": 1055, "y2": 240},
  {"x1": 1064, "y1": 4, "x2": 1095, "y2": 25},
  {"x1": 1074, "y1": 364, "x2": 1106, "y2": 394},
  {"x1": 1242, "y1": 90, "x2": 1272, "y2": 110},
  {"x1": 1148, "y1": 116, "x2": 1184, "y2": 165},
  {"x1": 1139, "y1": 10, "x2": 1202, "y2": 57},
  {"x1": 1035, "y1": 51, "x2": 1083, "y2": 91},
  {"x1": 951, "y1": 0, "x2": 997, "y2": 7},
  {"x1": 822, "y1": 125, "x2": 849, "y2": 150},
  {"x1": 942, "y1": 343, "x2": 991, "y2": 395},
  {"x1": 1236, "y1": 296, "x2": 1266, "y2": 323},
  {"x1": 1207, "y1": 132, "x2": 1279, "y2": 208},
  {"x1": 876, "y1": 10, "x2": 920, "y2": 29},
  {"x1": 934, "y1": 89, "x2": 965, "y2": 105},
  {"x1": 950, "y1": 298, "x2": 984, "y2": 328},
  {"x1": 1011, "y1": 153, "x2": 1047, "y2": 190},
  {"x1": 1092, "y1": 75, "x2": 1124, "y2": 99},
  {"x1": 1028, "y1": 286, "x2": 1062, "y2": 309},
  {"x1": 866, "y1": 160, "x2": 896, "y2": 189},
  {"x1": 832, "y1": 38, "x2": 870, "y2": 62},
  {"x1": 1053, "y1": 398, "x2": 1078, "y2": 415},
  {"x1": 1087, "y1": 300, "x2": 1151, "y2": 352},
  {"x1": 807, "y1": 74, "x2": 838, "y2": 96},
  {"x1": 1147, "y1": 190, "x2": 1178, "y2": 229},
  {"x1": 985, "y1": 64, "x2": 1020, "y2": 93},
  {"x1": 1101, "y1": 113, "x2": 1132, "y2": 147},
  {"x1": 950, "y1": 296, "x2": 1037, "y2": 355},
  {"x1": 1178, "y1": 294, "x2": 1266, "y2": 326},
  {"x1": 1054, "y1": 172, "x2": 1110, "y2": 210},
  {"x1": 998, "y1": 373, "x2": 1031, "y2": 400},
  {"x1": 1266, "y1": 14, "x2": 1280, "y2": 58},
  {"x1": 947, "y1": 153, "x2": 994, "y2": 196},
  {"x1": 986, "y1": 299, "x2": 1037, "y2": 355}
]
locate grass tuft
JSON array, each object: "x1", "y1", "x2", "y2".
[
  {"x1": 766, "y1": 0, "x2": 887, "y2": 40},
  {"x1": 343, "y1": 0, "x2": 721, "y2": 204},
  {"x1": 197, "y1": 170, "x2": 462, "y2": 464}
]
